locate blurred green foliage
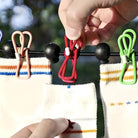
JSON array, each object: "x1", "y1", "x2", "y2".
[
  {"x1": 0, "y1": 0, "x2": 65, "y2": 51},
  {"x1": 0, "y1": 0, "x2": 137, "y2": 51}
]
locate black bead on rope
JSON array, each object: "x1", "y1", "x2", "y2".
[
  {"x1": 44, "y1": 42, "x2": 60, "y2": 63},
  {"x1": 95, "y1": 43, "x2": 110, "y2": 64},
  {"x1": 2, "y1": 40, "x2": 15, "y2": 58}
]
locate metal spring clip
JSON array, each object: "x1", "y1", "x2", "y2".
[
  {"x1": 12, "y1": 31, "x2": 32, "y2": 79},
  {"x1": 58, "y1": 35, "x2": 82, "y2": 83},
  {"x1": 118, "y1": 29, "x2": 137, "y2": 85}
]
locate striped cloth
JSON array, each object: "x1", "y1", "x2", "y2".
[
  {"x1": 0, "y1": 57, "x2": 52, "y2": 138},
  {"x1": 100, "y1": 63, "x2": 138, "y2": 138},
  {"x1": 43, "y1": 83, "x2": 97, "y2": 138}
]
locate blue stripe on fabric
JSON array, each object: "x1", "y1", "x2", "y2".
[
  {"x1": 135, "y1": 101, "x2": 138, "y2": 104},
  {"x1": 0, "y1": 71, "x2": 52, "y2": 76}
]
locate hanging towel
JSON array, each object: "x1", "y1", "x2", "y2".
[
  {"x1": 100, "y1": 63, "x2": 138, "y2": 138},
  {"x1": 42, "y1": 83, "x2": 97, "y2": 138},
  {"x1": 0, "y1": 57, "x2": 52, "y2": 138}
]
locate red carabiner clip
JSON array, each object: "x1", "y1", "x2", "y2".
[{"x1": 58, "y1": 35, "x2": 82, "y2": 83}]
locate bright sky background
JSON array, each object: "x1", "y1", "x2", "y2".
[
  {"x1": 0, "y1": 0, "x2": 33, "y2": 30},
  {"x1": 0, "y1": 0, "x2": 14, "y2": 10},
  {"x1": 10, "y1": 5, "x2": 33, "y2": 30},
  {"x1": 133, "y1": 16, "x2": 138, "y2": 22}
]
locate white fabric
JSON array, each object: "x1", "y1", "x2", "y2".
[
  {"x1": 42, "y1": 83, "x2": 97, "y2": 138},
  {"x1": 100, "y1": 63, "x2": 138, "y2": 138},
  {"x1": 0, "y1": 57, "x2": 52, "y2": 138}
]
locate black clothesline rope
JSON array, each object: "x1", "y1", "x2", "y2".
[
  {"x1": 1, "y1": 49, "x2": 138, "y2": 56},
  {"x1": 29, "y1": 51, "x2": 138, "y2": 57}
]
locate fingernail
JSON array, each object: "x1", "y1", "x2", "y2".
[
  {"x1": 66, "y1": 27, "x2": 81, "y2": 40},
  {"x1": 53, "y1": 118, "x2": 69, "y2": 136},
  {"x1": 55, "y1": 118, "x2": 69, "y2": 128}
]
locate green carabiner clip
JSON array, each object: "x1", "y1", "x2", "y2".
[{"x1": 118, "y1": 29, "x2": 137, "y2": 85}]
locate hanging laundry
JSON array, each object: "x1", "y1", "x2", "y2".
[
  {"x1": 100, "y1": 29, "x2": 138, "y2": 138},
  {"x1": 42, "y1": 83, "x2": 97, "y2": 138},
  {"x1": 0, "y1": 31, "x2": 52, "y2": 137}
]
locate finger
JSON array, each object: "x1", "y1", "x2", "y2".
[
  {"x1": 29, "y1": 118, "x2": 69, "y2": 138},
  {"x1": 84, "y1": 30, "x2": 101, "y2": 46},
  {"x1": 83, "y1": 8, "x2": 119, "y2": 45},
  {"x1": 87, "y1": 14, "x2": 101, "y2": 28},
  {"x1": 11, "y1": 123, "x2": 39, "y2": 138},
  {"x1": 82, "y1": 22, "x2": 100, "y2": 46},
  {"x1": 97, "y1": 23, "x2": 117, "y2": 42},
  {"x1": 84, "y1": 23, "x2": 117, "y2": 46}
]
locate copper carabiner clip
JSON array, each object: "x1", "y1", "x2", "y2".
[{"x1": 12, "y1": 31, "x2": 32, "y2": 79}]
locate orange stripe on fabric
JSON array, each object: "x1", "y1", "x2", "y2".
[
  {"x1": 64, "y1": 129, "x2": 97, "y2": 134},
  {"x1": 110, "y1": 103, "x2": 115, "y2": 106},
  {"x1": 0, "y1": 65, "x2": 51, "y2": 69},
  {"x1": 100, "y1": 70, "x2": 121, "y2": 75},
  {"x1": 31, "y1": 65, "x2": 51, "y2": 69},
  {"x1": 100, "y1": 75, "x2": 137, "y2": 82},
  {"x1": 100, "y1": 77, "x2": 119, "y2": 81},
  {"x1": 118, "y1": 102, "x2": 124, "y2": 106},
  {"x1": 100, "y1": 68, "x2": 134, "y2": 75}
]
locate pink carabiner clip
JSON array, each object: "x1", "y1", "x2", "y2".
[
  {"x1": 12, "y1": 31, "x2": 32, "y2": 79},
  {"x1": 58, "y1": 35, "x2": 82, "y2": 83}
]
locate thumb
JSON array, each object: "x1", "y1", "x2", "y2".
[
  {"x1": 58, "y1": 0, "x2": 98, "y2": 40},
  {"x1": 29, "y1": 118, "x2": 69, "y2": 138}
]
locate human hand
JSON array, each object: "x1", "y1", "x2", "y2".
[
  {"x1": 11, "y1": 118, "x2": 69, "y2": 138},
  {"x1": 58, "y1": 0, "x2": 138, "y2": 46}
]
